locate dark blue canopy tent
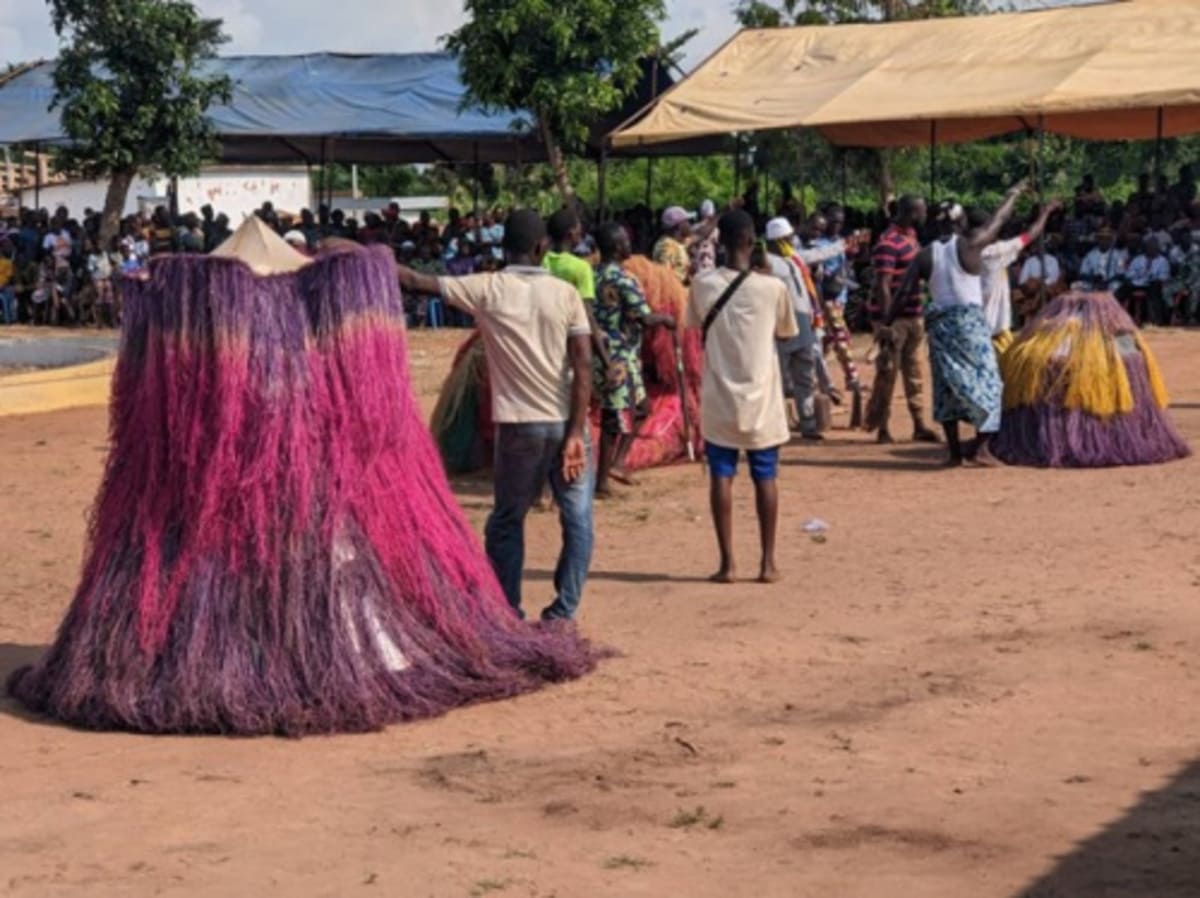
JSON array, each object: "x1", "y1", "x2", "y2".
[{"x1": 0, "y1": 52, "x2": 724, "y2": 164}]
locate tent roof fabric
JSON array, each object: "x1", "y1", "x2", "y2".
[
  {"x1": 0, "y1": 53, "x2": 545, "y2": 164},
  {"x1": 0, "y1": 52, "x2": 722, "y2": 163},
  {"x1": 612, "y1": 0, "x2": 1200, "y2": 149}
]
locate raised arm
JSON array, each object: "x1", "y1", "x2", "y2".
[
  {"x1": 398, "y1": 265, "x2": 440, "y2": 297},
  {"x1": 1025, "y1": 199, "x2": 1063, "y2": 245},
  {"x1": 796, "y1": 239, "x2": 845, "y2": 267},
  {"x1": 968, "y1": 180, "x2": 1028, "y2": 252}
]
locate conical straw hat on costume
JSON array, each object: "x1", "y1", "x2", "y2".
[
  {"x1": 8, "y1": 234, "x2": 601, "y2": 735},
  {"x1": 211, "y1": 214, "x2": 312, "y2": 275}
]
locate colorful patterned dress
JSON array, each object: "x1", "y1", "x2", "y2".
[{"x1": 594, "y1": 262, "x2": 653, "y2": 433}]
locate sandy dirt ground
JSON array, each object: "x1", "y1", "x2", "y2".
[{"x1": 2, "y1": 327, "x2": 1199, "y2": 898}]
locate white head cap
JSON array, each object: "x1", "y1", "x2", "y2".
[{"x1": 764, "y1": 217, "x2": 795, "y2": 242}]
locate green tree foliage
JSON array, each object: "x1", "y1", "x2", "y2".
[
  {"x1": 444, "y1": 0, "x2": 666, "y2": 201},
  {"x1": 46, "y1": 0, "x2": 231, "y2": 246},
  {"x1": 735, "y1": 0, "x2": 982, "y2": 28}
]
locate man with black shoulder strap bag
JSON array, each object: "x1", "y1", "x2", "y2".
[{"x1": 686, "y1": 209, "x2": 799, "y2": 586}]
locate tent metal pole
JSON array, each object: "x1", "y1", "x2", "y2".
[
  {"x1": 34, "y1": 141, "x2": 41, "y2": 209},
  {"x1": 1154, "y1": 106, "x2": 1165, "y2": 190},
  {"x1": 733, "y1": 135, "x2": 742, "y2": 200},
  {"x1": 840, "y1": 149, "x2": 848, "y2": 207},
  {"x1": 1037, "y1": 115, "x2": 1048, "y2": 310},
  {"x1": 597, "y1": 148, "x2": 608, "y2": 222},
  {"x1": 473, "y1": 141, "x2": 481, "y2": 245},
  {"x1": 515, "y1": 140, "x2": 524, "y2": 207},
  {"x1": 928, "y1": 123, "x2": 937, "y2": 204},
  {"x1": 326, "y1": 139, "x2": 336, "y2": 208},
  {"x1": 645, "y1": 156, "x2": 654, "y2": 210},
  {"x1": 318, "y1": 139, "x2": 327, "y2": 209}
]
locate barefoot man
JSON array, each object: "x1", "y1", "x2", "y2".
[{"x1": 688, "y1": 210, "x2": 798, "y2": 583}]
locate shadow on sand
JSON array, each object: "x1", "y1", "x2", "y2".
[
  {"x1": 1015, "y1": 758, "x2": 1200, "y2": 897},
  {"x1": 525, "y1": 569, "x2": 714, "y2": 585},
  {"x1": 0, "y1": 643, "x2": 49, "y2": 724},
  {"x1": 783, "y1": 445, "x2": 948, "y2": 473}
]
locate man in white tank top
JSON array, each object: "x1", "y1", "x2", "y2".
[{"x1": 885, "y1": 182, "x2": 1028, "y2": 466}]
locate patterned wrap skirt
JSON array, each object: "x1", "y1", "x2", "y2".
[{"x1": 926, "y1": 303, "x2": 1003, "y2": 433}]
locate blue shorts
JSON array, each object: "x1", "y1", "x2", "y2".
[{"x1": 704, "y1": 443, "x2": 780, "y2": 481}]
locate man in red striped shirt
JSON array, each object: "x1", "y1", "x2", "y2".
[{"x1": 869, "y1": 195, "x2": 940, "y2": 445}]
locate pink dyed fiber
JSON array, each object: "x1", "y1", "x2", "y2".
[{"x1": 9, "y1": 245, "x2": 601, "y2": 735}]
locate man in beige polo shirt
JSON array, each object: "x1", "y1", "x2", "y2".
[
  {"x1": 398, "y1": 210, "x2": 594, "y2": 621},
  {"x1": 687, "y1": 209, "x2": 798, "y2": 585}
]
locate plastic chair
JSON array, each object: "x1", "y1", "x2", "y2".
[{"x1": 425, "y1": 297, "x2": 445, "y2": 329}]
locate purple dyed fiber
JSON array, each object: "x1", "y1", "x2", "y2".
[
  {"x1": 8, "y1": 246, "x2": 603, "y2": 736},
  {"x1": 992, "y1": 352, "x2": 1191, "y2": 468},
  {"x1": 992, "y1": 291, "x2": 1190, "y2": 469}
]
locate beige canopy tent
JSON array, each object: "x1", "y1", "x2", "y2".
[{"x1": 612, "y1": 0, "x2": 1200, "y2": 150}]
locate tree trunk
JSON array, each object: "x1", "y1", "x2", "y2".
[
  {"x1": 538, "y1": 115, "x2": 576, "y2": 206},
  {"x1": 875, "y1": 149, "x2": 895, "y2": 212},
  {"x1": 99, "y1": 168, "x2": 136, "y2": 251}
]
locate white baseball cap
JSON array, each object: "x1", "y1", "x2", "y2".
[
  {"x1": 283, "y1": 230, "x2": 307, "y2": 246},
  {"x1": 661, "y1": 206, "x2": 691, "y2": 229},
  {"x1": 700, "y1": 199, "x2": 716, "y2": 218},
  {"x1": 765, "y1": 217, "x2": 795, "y2": 242}
]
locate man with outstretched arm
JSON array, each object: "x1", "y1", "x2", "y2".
[
  {"x1": 886, "y1": 182, "x2": 1028, "y2": 467},
  {"x1": 399, "y1": 210, "x2": 594, "y2": 621}
]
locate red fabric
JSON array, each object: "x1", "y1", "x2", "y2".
[{"x1": 446, "y1": 255, "x2": 703, "y2": 474}]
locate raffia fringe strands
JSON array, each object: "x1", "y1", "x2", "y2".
[
  {"x1": 8, "y1": 224, "x2": 600, "y2": 736},
  {"x1": 431, "y1": 255, "x2": 703, "y2": 475},
  {"x1": 991, "y1": 291, "x2": 1189, "y2": 468}
]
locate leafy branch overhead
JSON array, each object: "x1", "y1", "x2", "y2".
[
  {"x1": 735, "y1": 0, "x2": 982, "y2": 27},
  {"x1": 445, "y1": 0, "x2": 666, "y2": 199},
  {"x1": 47, "y1": 0, "x2": 232, "y2": 181},
  {"x1": 445, "y1": 0, "x2": 664, "y2": 150}
]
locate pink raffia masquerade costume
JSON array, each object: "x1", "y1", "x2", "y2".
[{"x1": 8, "y1": 219, "x2": 600, "y2": 735}]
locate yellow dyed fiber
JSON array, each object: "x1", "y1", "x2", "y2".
[
  {"x1": 1001, "y1": 319, "x2": 1133, "y2": 419},
  {"x1": 1134, "y1": 332, "x2": 1170, "y2": 408},
  {"x1": 992, "y1": 329, "x2": 1014, "y2": 356}
]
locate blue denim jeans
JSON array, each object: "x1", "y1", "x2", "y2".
[
  {"x1": 0, "y1": 287, "x2": 16, "y2": 324},
  {"x1": 485, "y1": 422, "x2": 594, "y2": 621}
]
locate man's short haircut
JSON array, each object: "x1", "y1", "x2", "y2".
[
  {"x1": 594, "y1": 221, "x2": 625, "y2": 257},
  {"x1": 719, "y1": 209, "x2": 755, "y2": 252},
  {"x1": 547, "y1": 208, "x2": 579, "y2": 244},
  {"x1": 897, "y1": 194, "x2": 922, "y2": 221},
  {"x1": 504, "y1": 209, "x2": 547, "y2": 256}
]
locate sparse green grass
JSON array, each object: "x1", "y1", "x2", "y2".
[
  {"x1": 470, "y1": 879, "x2": 510, "y2": 897},
  {"x1": 1134, "y1": 641, "x2": 1155, "y2": 652},
  {"x1": 669, "y1": 806, "x2": 724, "y2": 830},
  {"x1": 502, "y1": 849, "x2": 537, "y2": 860},
  {"x1": 604, "y1": 855, "x2": 653, "y2": 871}
]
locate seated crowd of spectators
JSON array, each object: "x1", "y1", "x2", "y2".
[
  {"x1": 2, "y1": 163, "x2": 1197, "y2": 332},
  {"x1": 994, "y1": 168, "x2": 1200, "y2": 327},
  {"x1": 0, "y1": 200, "x2": 511, "y2": 329}
]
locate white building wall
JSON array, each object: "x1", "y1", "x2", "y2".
[{"x1": 17, "y1": 167, "x2": 312, "y2": 221}]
